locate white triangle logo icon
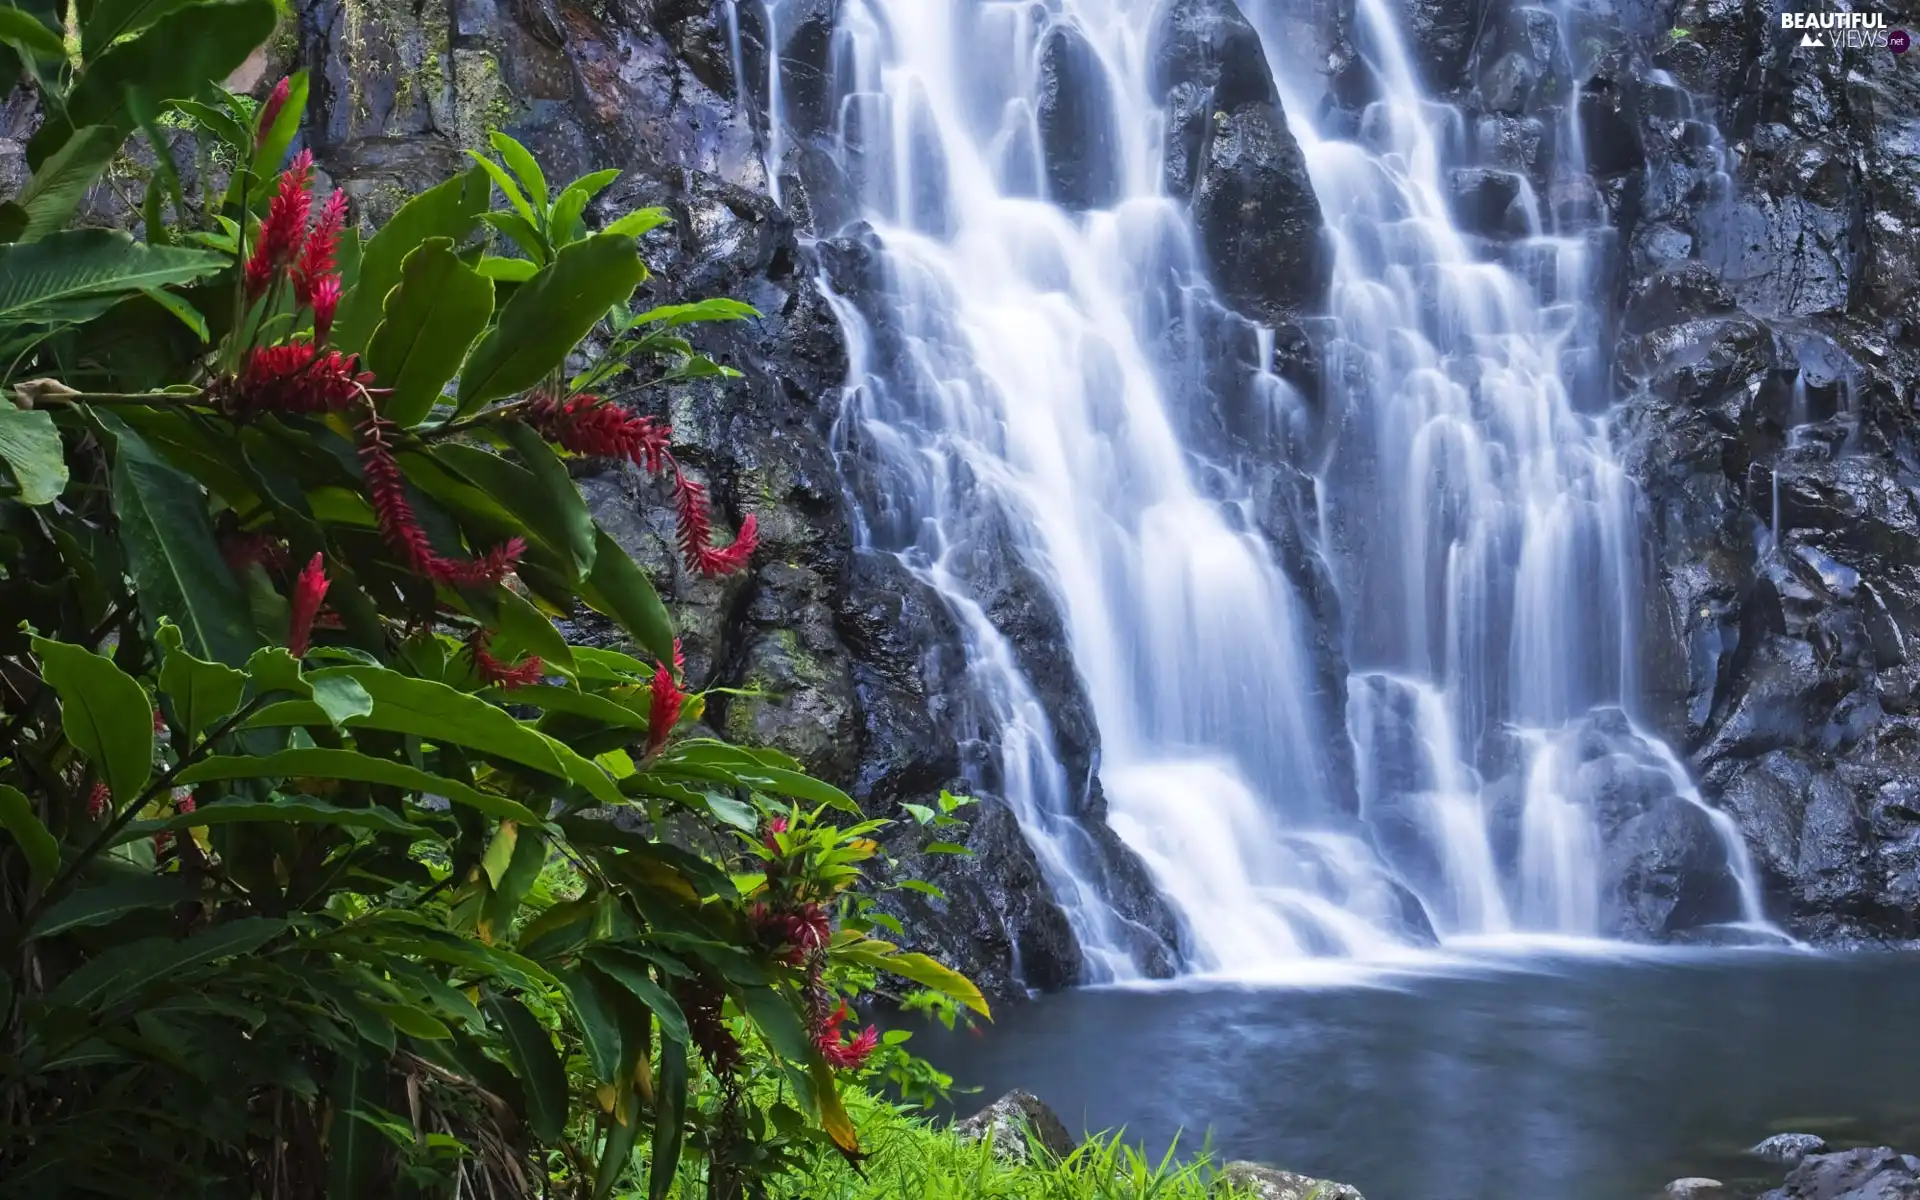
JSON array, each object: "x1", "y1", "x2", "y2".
[{"x1": 1800, "y1": 30, "x2": 1825, "y2": 46}]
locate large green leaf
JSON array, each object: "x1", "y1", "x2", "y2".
[
  {"x1": 578, "y1": 527, "x2": 677, "y2": 665},
  {"x1": 155, "y1": 797, "x2": 428, "y2": 837},
  {"x1": 0, "y1": 7, "x2": 64, "y2": 60},
  {"x1": 489, "y1": 131, "x2": 549, "y2": 213},
  {"x1": 33, "y1": 636, "x2": 153, "y2": 805},
  {"x1": 506, "y1": 419, "x2": 598, "y2": 576},
  {"x1": 325, "y1": 1051, "x2": 384, "y2": 1200},
  {"x1": 155, "y1": 620, "x2": 245, "y2": 742},
  {"x1": 455, "y1": 233, "x2": 646, "y2": 414},
  {"x1": 478, "y1": 823, "x2": 545, "y2": 939},
  {"x1": 333, "y1": 167, "x2": 491, "y2": 355},
  {"x1": 29, "y1": 0, "x2": 278, "y2": 169},
  {"x1": 106, "y1": 416, "x2": 261, "y2": 666},
  {"x1": 45, "y1": 916, "x2": 285, "y2": 1011},
  {"x1": 556, "y1": 966, "x2": 623, "y2": 1084},
  {"x1": 12, "y1": 126, "x2": 125, "y2": 244},
  {"x1": 175, "y1": 749, "x2": 542, "y2": 824},
  {"x1": 0, "y1": 405, "x2": 65, "y2": 504},
  {"x1": 733, "y1": 983, "x2": 813, "y2": 1063},
  {"x1": 32, "y1": 874, "x2": 203, "y2": 938},
  {"x1": 0, "y1": 229, "x2": 226, "y2": 324},
  {"x1": 365, "y1": 238, "x2": 494, "y2": 427},
  {"x1": 434, "y1": 438, "x2": 592, "y2": 582},
  {"x1": 648, "y1": 1037, "x2": 690, "y2": 1200},
  {"x1": 82, "y1": 0, "x2": 195, "y2": 53},
  {"x1": 582, "y1": 948, "x2": 689, "y2": 1045},
  {"x1": 837, "y1": 945, "x2": 991, "y2": 1019},
  {"x1": 483, "y1": 995, "x2": 568, "y2": 1143},
  {"x1": 0, "y1": 783, "x2": 56, "y2": 886}
]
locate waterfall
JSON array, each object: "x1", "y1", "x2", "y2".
[{"x1": 780, "y1": 0, "x2": 1781, "y2": 983}]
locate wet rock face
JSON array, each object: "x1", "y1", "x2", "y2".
[
  {"x1": 1037, "y1": 22, "x2": 1122, "y2": 211},
  {"x1": 1761, "y1": 1148, "x2": 1920, "y2": 1200},
  {"x1": 1609, "y1": 0, "x2": 1920, "y2": 945}
]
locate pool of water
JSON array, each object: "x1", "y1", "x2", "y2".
[{"x1": 923, "y1": 947, "x2": 1920, "y2": 1199}]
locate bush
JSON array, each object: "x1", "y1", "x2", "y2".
[{"x1": 0, "y1": 20, "x2": 983, "y2": 1200}]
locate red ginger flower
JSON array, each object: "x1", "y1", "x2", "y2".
[
  {"x1": 671, "y1": 468, "x2": 758, "y2": 578},
  {"x1": 286, "y1": 553, "x2": 330, "y2": 658},
  {"x1": 762, "y1": 814, "x2": 789, "y2": 851},
  {"x1": 295, "y1": 191, "x2": 347, "y2": 308},
  {"x1": 469, "y1": 629, "x2": 544, "y2": 690},
  {"x1": 238, "y1": 342, "x2": 372, "y2": 415},
  {"x1": 246, "y1": 150, "x2": 315, "y2": 300},
  {"x1": 749, "y1": 900, "x2": 830, "y2": 964},
  {"x1": 814, "y1": 1003, "x2": 879, "y2": 1071},
  {"x1": 675, "y1": 977, "x2": 744, "y2": 1077},
  {"x1": 528, "y1": 393, "x2": 674, "y2": 474},
  {"x1": 174, "y1": 791, "x2": 196, "y2": 814},
  {"x1": 356, "y1": 415, "x2": 525, "y2": 586},
  {"x1": 646, "y1": 660, "x2": 685, "y2": 758},
  {"x1": 310, "y1": 275, "x2": 343, "y2": 344},
  {"x1": 256, "y1": 77, "x2": 291, "y2": 146},
  {"x1": 87, "y1": 781, "x2": 109, "y2": 821}
]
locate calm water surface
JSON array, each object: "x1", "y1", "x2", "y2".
[{"x1": 924, "y1": 949, "x2": 1920, "y2": 1200}]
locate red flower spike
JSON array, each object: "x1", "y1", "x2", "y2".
[
  {"x1": 286, "y1": 553, "x2": 330, "y2": 658},
  {"x1": 762, "y1": 814, "x2": 789, "y2": 851},
  {"x1": 469, "y1": 629, "x2": 544, "y2": 690},
  {"x1": 246, "y1": 150, "x2": 315, "y2": 299},
  {"x1": 671, "y1": 468, "x2": 759, "y2": 578},
  {"x1": 87, "y1": 781, "x2": 109, "y2": 821},
  {"x1": 814, "y1": 1003, "x2": 879, "y2": 1071},
  {"x1": 174, "y1": 792, "x2": 196, "y2": 815},
  {"x1": 527, "y1": 392, "x2": 673, "y2": 474},
  {"x1": 256, "y1": 77, "x2": 291, "y2": 145},
  {"x1": 237, "y1": 342, "x2": 373, "y2": 415},
  {"x1": 646, "y1": 661, "x2": 685, "y2": 758},
  {"x1": 295, "y1": 191, "x2": 348, "y2": 306},
  {"x1": 310, "y1": 275, "x2": 343, "y2": 344},
  {"x1": 357, "y1": 416, "x2": 526, "y2": 587},
  {"x1": 672, "y1": 637, "x2": 687, "y2": 675}
]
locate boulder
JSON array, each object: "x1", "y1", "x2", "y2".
[
  {"x1": 1191, "y1": 102, "x2": 1328, "y2": 326},
  {"x1": 1036, "y1": 23, "x2": 1122, "y2": 211},
  {"x1": 952, "y1": 1090, "x2": 1076, "y2": 1165},
  {"x1": 1761, "y1": 1148, "x2": 1920, "y2": 1200},
  {"x1": 1665, "y1": 1181, "x2": 1726, "y2": 1199},
  {"x1": 1148, "y1": 0, "x2": 1274, "y2": 109},
  {"x1": 1752, "y1": 1133, "x2": 1832, "y2": 1167},
  {"x1": 1219, "y1": 1161, "x2": 1367, "y2": 1200},
  {"x1": 1396, "y1": 0, "x2": 1478, "y2": 93}
]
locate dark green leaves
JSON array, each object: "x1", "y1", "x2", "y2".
[
  {"x1": 0, "y1": 405, "x2": 66, "y2": 504},
  {"x1": 155, "y1": 620, "x2": 245, "y2": 742},
  {"x1": 0, "y1": 784, "x2": 57, "y2": 886},
  {"x1": 9, "y1": 126, "x2": 125, "y2": 243},
  {"x1": 483, "y1": 995, "x2": 567, "y2": 1143},
  {"x1": 649, "y1": 1038, "x2": 690, "y2": 1200},
  {"x1": 0, "y1": 229, "x2": 226, "y2": 325},
  {"x1": 33, "y1": 636, "x2": 153, "y2": 805},
  {"x1": 107, "y1": 417, "x2": 261, "y2": 666},
  {"x1": 174, "y1": 749, "x2": 542, "y2": 825},
  {"x1": 455, "y1": 233, "x2": 646, "y2": 414},
  {"x1": 333, "y1": 167, "x2": 491, "y2": 355},
  {"x1": 365, "y1": 239, "x2": 494, "y2": 428},
  {"x1": 0, "y1": 8, "x2": 64, "y2": 60},
  {"x1": 579, "y1": 527, "x2": 677, "y2": 665}
]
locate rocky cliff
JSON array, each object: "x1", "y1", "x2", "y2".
[{"x1": 221, "y1": 0, "x2": 1917, "y2": 996}]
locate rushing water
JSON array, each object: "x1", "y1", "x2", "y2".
[
  {"x1": 775, "y1": 0, "x2": 1779, "y2": 979},
  {"x1": 924, "y1": 952, "x2": 1920, "y2": 1200}
]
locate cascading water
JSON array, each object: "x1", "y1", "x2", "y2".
[{"x1": 771, "y1": 0, "x2": 1780, "y2": 982}]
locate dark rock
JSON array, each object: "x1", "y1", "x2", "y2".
[
  {"x1": 1666, "y1": 1181, "x2": 1727, "y2": 1199},
  {"x1": 1761, "y1": 1148, "x2": 1920, "y2": 1200},
  {"x1": 1580, "y1": 50, "x2": 1646, "y2": 176},
  {"x1": 1148, "y1": 0, "x2": 1275, "y2": 109},
  {"x1": 953, "y1": 1090, "x2": 1076, "y2": 1165},
  {"x1": 1397, "y1": 0, "x2": 1478, "y2": 93},
  {"x1": 1752, "y1": 1133, "x2": 1832, "y2": 1167},
  {"x1": 1192, "y1": 102, "x2": 1329, "y2": 326},
  {"x1": 1448, "y1": 167, "x2": 1531, "y2": 239},
  {"x1": 1037, "y1": 22, "x2": 1121, "y2": 211}
]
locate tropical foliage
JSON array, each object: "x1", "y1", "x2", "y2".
[{"x1": 0, "y1": 11, "x2": 984, "y2": 1198}]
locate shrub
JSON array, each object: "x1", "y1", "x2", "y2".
[{"x1": 0, "y1": 23, "x2": 983, "y2": 1200}]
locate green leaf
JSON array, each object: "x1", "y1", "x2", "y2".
[
  {"x1": 479, "y1": 824, "x2": 545, "y2": 939},
  {"x1": 604, "y1": 208, "x2": 671, "y2": 240},
  {"x1": 549, "y1": 186, "x2": 591, "y2": 248},
  {"x1": 0, "y1": 8, "x2": 64, "y2": 59},
  {"x1": 593, "y1": 1081, "x2": 645, "y2": 1200},
  {"x1": 46, "y1": 916, "x2": 285, "y2": 1011},
  {"x1": 248, "y1": 69, "x2": 308, "y2": 180},
  {"x1": 564, "y1": 168, "x2": 623, "y2": 202},
  {"x1": 578, "y1": 527, "x2": 677, "y2": 665},
  {"x1": 13, "y1": 126, "x2": 124, "y2": 243},
  {"x1": 484, "y1": 995, "x2": 568, "y2": 1143},
  {"x1": 155, "y1": 797, "x2": 428, "y2": 838},
  {"x1": 174, "y1": 750, "x2": 542, "y2": 825},
  {"x1": 334, "y1": 167, "x2": 491, "y2": 355},
  {"x1": 82, "y1": 0, "x2": 195, "y2": 53},
  {"x1": 734, "y1": 983, "x2": 812, "y2": 1063},
  {"x1": 155, "y1": 620, "x2": 246, "y2": 742},
  {"x1": 365, "y1": 238, "x2": 495, "y2": 427},
  {"x1": 106, "y1": 416, "x2": 261, "y2": 666},
  {"x1": 0, "y1": 229, "x2": 226, "y2": 324},
  {"x1": 649, "y1": 1038, "x2": 689, "y2": 1200},
  {"x1": 871, "y1": 951, "x2": 990, "y2": 1019},
  {"x1": 30, "y1": 0, "x2": 279, "y2": 169},
  {"x1": 556, "y1": 965, "x2": 623, "y2": 1083},
  {"x1": 476, "y1": 256, "x2": 538, "y2": 282},
  {"x1": 311, "y1": 674, "x2": 375, "y2": 727},
  {"x1": 33, "y1": 636, "x2": 153, "y2": 805},
  {"x1": 32, "y1": 874, "x2": 201, "y2": 937},
  {"x1": 490, "y1": 585, "x2": 577, "y2": 679},
  {"x1": 0, "y1": 405, "x2": 66, "y2": 504},
  {"x1": 0, "y1": 783, "x2": 56, "y2": 886},
  {"x1": 490, "y1": 131, "x2": 549, "y2": 212},
  {"x1": 503, "y1": 420, "x2": 598, "y2": 578},
  {"x1": 455, "y1": 233, "x2": 646, "y2": 415},
  {"x1": 434, "y1": 440, "x2": 593, "y2": 582},
  {"x1": 480, "y1": 210, "x2": 547, "y2": 264},
  {"x1": 141, "y1": 287, "x2": 208, "y2": 341},
  {"x1": 368, "y1": 1000, "x2": 452, "y2": 1041},
  {"x1": 165, "y1": 99, "x2": 249, "y2": 156},
  {"x1": 583, "y1": 947, "x2": 690, "y2": 1045},
  {"x1": 468, "y1": 148, "x2": 537, "y2": 227},
  {"x1": 326, "y1": 1052, "x2": 383, "y2": 1200},
  {"x1": 632, "y1": 298, "x2": 760, "y2": 329}
]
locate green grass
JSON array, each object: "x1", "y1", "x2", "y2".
[{"x1": 639, "y1": 1088, "x2": 1259, "y2": 1200}]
